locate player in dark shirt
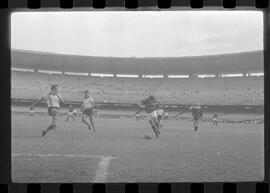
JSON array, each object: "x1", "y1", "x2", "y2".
[
  {"x1": 191, "y1": 103, "x2": 203, "y2": 131},
  {"x1": 136, "y1": 95, "x2": 160, "y2": 138},
  {"x1": 212, "y1": 112, "x2": 218, "y2": 126},
  {"x1": 29, "y1": 106, "x2": 35, "y2": 116}
]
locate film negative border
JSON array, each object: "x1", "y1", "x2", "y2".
[
  {"x1": 0, "y1": 0, "x2": 269, "y2": 9},
  {"x1": 0, "y1": 0, "x2": 269, "y2": 193},
  {"x1": 0, "y1": 182, "x2": 269, "y2": 193}
]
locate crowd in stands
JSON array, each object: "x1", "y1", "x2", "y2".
[{"x1": 11, "y1": 71, "x2": 263, "y2": 105}]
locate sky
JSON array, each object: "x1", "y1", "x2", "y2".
[{"x1": 11, "y1": 11, "x2": 263, "y2": 58}]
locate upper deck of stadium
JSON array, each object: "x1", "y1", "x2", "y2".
[{"x1": 11, "y1": 49, "x2": 263, "y2": 74}]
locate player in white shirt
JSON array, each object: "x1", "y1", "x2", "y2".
[
  {"x1": 41, "y1": 85, "x2": 65, "y2": 136},
  {"x1": 156, "y1": 104, "x2": 165, "y2": 130},
  {"x1": 65, "y1": 104, "x2": 75, "y2": 122},
  {"x1": 81, "y1": 90, "x2": 96, "y2": 132}
]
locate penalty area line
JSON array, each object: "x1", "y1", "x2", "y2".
[
  {"x1": 12, "y1": 153, "x2": 116, "y2": 182},
  {"x1": 94, "y1": 156, "x2": 116, "y2": 183}
]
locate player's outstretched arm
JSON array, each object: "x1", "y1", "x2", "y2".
[
  {"x1": 133, "y1": 102, "x2": 144, "y2": 116},
  {"x1": 30, "y1": 96, "x2": 45, "y2": 107},
  {"x1": 134, "y1": 108, "x2": 143, "y2": 116}
]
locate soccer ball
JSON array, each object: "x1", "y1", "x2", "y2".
[{"x1": 145, "y1": 134, "x2": 152, "y2": 139}]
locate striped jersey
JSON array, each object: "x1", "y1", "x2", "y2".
[
  {"x1": 46, "y1": 93, "x2": 62, "y2": 108},
  {"x1": 82, "y1": 96, "x2": 94, "y2": 109}
]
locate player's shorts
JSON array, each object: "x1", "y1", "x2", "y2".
[
  {"x1": 157, "y1": 114, "x2": 163, "y2": 121},
  {"x1": 147, "y1": 110, "x2": 157, "y2": 121},
  {"x1": 213, "y1": 118, "x2": 217, "y2": 122},
  {"x1": 83, "y1": 108, "x2": 94, "y2": 116},
  {"x1": 193, "y1": 116, "x2": 201, "y2": 121},
  {"x1": 48, "y1": 107, "x2": 59, "y2": 116},
  {"x1": 68, "y1": 112, "x2": 73, "y2": 116}
]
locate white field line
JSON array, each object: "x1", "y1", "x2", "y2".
[
  {"x1": 12, "y1": 153, "x2": 116, "y2": 182},
  {"x1": 94, "y1": 156, "x2": 116, "y2": 183}
]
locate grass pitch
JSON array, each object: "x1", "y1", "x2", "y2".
[{"x1": 12, "y1": 114, "x2": 264, "y2": 182}]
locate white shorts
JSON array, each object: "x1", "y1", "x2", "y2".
[
  {"x1": 147, "y1": 110, "x2": 157, "y2": 121},
  {"x1": 68, "y1": 112, "x2": 73, "y2": 116},
  {"x1": 213, "y1": 118, "x2": 217, "y2": 121}
]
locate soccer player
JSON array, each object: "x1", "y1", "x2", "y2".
[
  {"x1": 41, "y1": 85, "x2": 66, "y2": 136},
  {"x1": 135, "y1": 113, "x2": 140, "y2": 121},
  {"x1": 164, "y1": 112, "x2": 169, "y2": 120},
  {"x1": 29, "y1": 106, "x2": 35, "y2": 116},
  {"x1": 137, "y1": 95, "x2": 160, "y2": 138},
  {"x1": 81, "y1": 90, "x2": 96, "y2": 132},
  {"x1": 73, "y1": 109, "x2": 77, "y2": 116},
  {"x1": 212, "y1": 112, "x2": 218, "y2": 126},
  {"x1": 66, "y1": 104, "x2": 75, "y2": 122},
  {"x1": 191, "y1": 103, "x2": 203, "y2": 131}
]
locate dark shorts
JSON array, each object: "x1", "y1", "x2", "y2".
[
  {"x1": 83, "y1": 108, "x2": 94, "y2": 116},
  {"x1": 193, "y1": 117, "x2": 200, "y2": 121},
  {"x1": 157, "y1": 114, "x2": 163, "y2": 121},
  {"x1": 48, "y1": 107, "x2": 59, "y2": 116}
]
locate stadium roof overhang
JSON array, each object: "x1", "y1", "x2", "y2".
[{"x1": 11, "y1": 49, "x2": 263, "y2": 74}]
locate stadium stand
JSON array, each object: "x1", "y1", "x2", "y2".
[
  {"x1": 11, "y1": 49, "x2": 263, "y2": 74},
  {"x1": 11, "y1": 71, "x2": 263, "y2": 105}
]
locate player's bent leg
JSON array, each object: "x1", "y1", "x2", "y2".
[
  {"x1": 157, "y1": 115, "x2": 163, "y2": 130},
  {"x1": 154, "y1": 118, "x2": 160, "y2": 134},
  {"x1": 42, "y1": 122, "x2": 57, "y2": 136},
  {"x1": 82, "y1": 114, "x2": 91, "y2": 131},
  {"x1": 149, "y1": 119, "x2": 158, "y2": 138},
  {"x1": 193, "y1": 119, "x2": 197, "y2": 131},
  {"x1": 152, "y1": 111, "x2": 160, "y2": 135},
  {"x1": 194, "y1": 120, "x2": 199, "y2": 131},
  {"x1": 89, "y1": 115, "x2": 96, "y2": 132},
  {"x1": 42, "y1": 108, "x2": 59, "y2": 136}
]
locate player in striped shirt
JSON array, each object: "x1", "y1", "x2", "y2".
[
  {"x1": 81, "y1": 90, "x2": 96, "y2": 132},
  {"x1": 41, "y1": 85, "x2": 65, "y2": 136}
]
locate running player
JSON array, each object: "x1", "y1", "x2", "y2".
[
  {"x1": 135, "y1": 113, "x2": 140, "y2": 121},
  {"x1": 41, "y1": 85, "x2": 66, "y2": 136},
  {"x1": 137, "y1": 95, "x2": 160, "y2": 138},
  {"x1": 66, "y1": 104, "x2": 75, "y2": 122},
  {"x1": 212, "y1": 112, "x2": 218, "y2": 126},
  {"x1": 81, "y1": 90, "x2": 96, "y2": 132},
  {"x1": 191, "y1": 103, "x2": 203, "y2": 131}
]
